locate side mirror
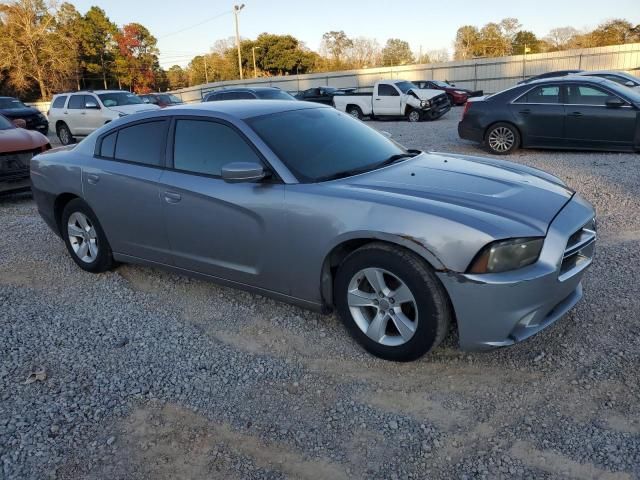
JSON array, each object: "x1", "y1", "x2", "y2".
[
  {"x1": 605, "y1": 97, "x2": 625, "y2": 108},
  {"x1": 85, "y1": 101, "x2": 100, "y2": 109},
  {"x1": 625, "y1": 80, "x2": 635, "y2": 87},
  {"x1": 221, "y1": 162, "x2": 267, "y2": 183},
  {"x1": 12, "y1": 118, "x2": 26, "y2": 128}
]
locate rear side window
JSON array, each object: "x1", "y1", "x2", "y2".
[
  {"x1": 68, "y1": 95, "x2": 86, "y2": 109},
  {"x1": 52, "y1": 96, "x2": 67, "y2": 108},
  {"x1": 515, "y1": 85, "x2": 561, "y2": 104},
  {"x1": 114, "y1": 121, "x2": 167, "y2": 166},
  {"x1": 173, "y1": 119, "x2": 261, "y2": 176},
  {"x1": 378, "y1": 84, "x2": 399, "y2": 96},
  {"x1": 100, "y1": 131, "x2": 117, "y2": 158},
  {"x1": 234, "y1": 91, "x2": 255, "y2": 99}
]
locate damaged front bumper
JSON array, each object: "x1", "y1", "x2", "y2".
[{"x1": 437, "y1": 194, "x2": 596, "y2": 351}]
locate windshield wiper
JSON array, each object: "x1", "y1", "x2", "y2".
[{"x1": 316, "y1": 150, "x2": 421, "y2": 182}]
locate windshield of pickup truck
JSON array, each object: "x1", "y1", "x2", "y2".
[
  {"x1": 395, "y1": 81, "x2": 418, "y2": 93},
  {"x1": 248, "y1": 107, "x2": 408, "y2": 182}
]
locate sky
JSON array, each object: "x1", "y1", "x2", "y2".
[{"x1": 70, "y1": 0, "x2": 640, "y2": 67}]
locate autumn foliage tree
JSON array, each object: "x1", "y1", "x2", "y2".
[{"x1": 114, "y1": 23, "x2": 159, "y2": 93}]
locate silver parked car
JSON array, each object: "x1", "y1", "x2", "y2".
[{"x1": 31, "y1": 101, "x2": 596, "y2": 361}]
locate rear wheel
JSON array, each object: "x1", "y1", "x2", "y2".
[
  {"x1": 347, "y1": 105, "x2": 364, "y2": 120},
  {"x1": 57, "y1": 123, "x2": 74, "y2": 146},
  {"x1": 334, "y1": 242, "x2": 451, "y2": 361},
  {"x1": 485, "y1": 122, "x2": 520, "y2": 155},
  {"x1": 61, "y1": 199, "x2": 114, "y2": 273}
]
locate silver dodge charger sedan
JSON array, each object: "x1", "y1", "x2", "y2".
[{"x1": 31, "y1": 101, "x2": 596, "y2": 361}]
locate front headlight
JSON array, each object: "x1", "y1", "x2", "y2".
[
  {"x1": 454, "y1": 90, "x2": 467, "y2": 95},
  {"x1": 468, "y1": 237, "x2": 544, "y2": 274},
  {"x1": 420, "y1": 100, "x2": 427, "y2": 107}
]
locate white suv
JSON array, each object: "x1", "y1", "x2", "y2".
[{"x1": 48, "y1": 90, "x2": 160, "y2": 145}]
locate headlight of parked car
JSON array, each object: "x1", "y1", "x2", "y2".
[
  {"x1": 454, "y1": 90, "x2": 467, "y2": 95},
  {"x1": 420, "y1": 100, "x2": 428, "y2": 108},
  {"x1": 468, "y1": 237, "x2": 544, "y2": 274}
]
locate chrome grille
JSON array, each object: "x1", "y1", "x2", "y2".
[{"x1": 559, "y1": 218, "x2": 596, "y2": 281}]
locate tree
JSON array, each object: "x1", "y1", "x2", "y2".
[
  {"x1": 80, "y1": 6, "x2": 118, "y2": 89},
  {"x1": 381, "y1": 38, "x2": 414, "y2": 66},
  {"x1": 512, "y1": 31, "x2": 541, "y2": 55},
  {"x1": 320, "y1": 30, "x2": 352, "y2": 68},
  {"x1": 55, "y1": 2, "x2": 83, "y2": 90},
  {"x1": 478, "y1": 22, "x2": 511, "y2": 57},
  {"x1": 167, "y1": 65, "x2": 187, "y2": 90},
  {"x1": 114, "y1": 23, "x2": 159, "y2": 93},
  {"x1": 545, "y1": 26, "x2": 579, "y2": 50},
  {"x1": 345, "y1": 37, "x2": 381, "y2": 68},
  {"x1": 587, "y1": 19, "x2": 640, "y2": 46},
  {"x1": 454, "y1": 25, "x2": 481, "y2": 60}
]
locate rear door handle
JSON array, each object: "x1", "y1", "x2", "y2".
[
  {"x1": 518, "y1": 109, "x2": 531, "y2": 115},
  {"x1": 163, "y1": 191, "x2": 182, "y2": 204},
  {"x1": 86, "y1": 173, "x2": 100, "y2": 185},
  {"x1": 568, "y1": 111, "x2": 583, "y2": 117}
]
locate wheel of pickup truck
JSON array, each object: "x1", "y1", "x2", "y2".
[
  {"x1": 346, "y1": 105, "x2": 364, "y2": 120},
  {"x1": 407, "y1": 108, "x2": 421, "y2": 123},
  {"x1": 334, "y1": 242, "x2": 452, "y2": 361},
  {"x1": 57, "y1": 122, "x2": 74, "y2": 146}
]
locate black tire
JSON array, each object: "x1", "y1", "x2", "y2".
[
  {"x1": 57, "y1": 122, "x2": 74, "y2": 146},
  {"x1": 346, "y1": 105, "x2": 364, "y2": 120},
  {"x1": 407, "y1": 108, "x2": 421, "y2": 123},
  {"x1": 61, "y1": 198, "x2": 114, "y2": 273},
  {"x1": 484, "y1": 122, "x2": 520, "y2": 155},
  {"x1": 334, "y1": 242, "x2": 451, "y2": 361},
  {"x1": 447, "y1": 94, "x2": 455, "y2": 106}
]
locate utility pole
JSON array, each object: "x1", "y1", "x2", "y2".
[
  {"x1": 234, "y1": 4, "x2": 245, "y2": 80},
  {"x1": 522, "y1": 43, "x2": 531, "y2": 80},
  {"x1": 204, "y1": 56, "x2": 209, "y2": 83},
  {"x1": 252, "y1": 46, "x2": 260, "y2": 78}
]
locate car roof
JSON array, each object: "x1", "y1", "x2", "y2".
[
  {"x1": 53, "y1": 90, "x2": 132, "y2": 96},
  {"x1": 209, "y1": 86, "x2": 282, "y2": 94},
  {"x1": 525, "y1": 75, "x2": 607, "y2": 85}
]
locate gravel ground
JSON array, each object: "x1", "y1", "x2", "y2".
[{"x1": 2, "y1": 110, "x2": 639, "y2": 479}]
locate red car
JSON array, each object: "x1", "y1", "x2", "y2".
[
  {"x1": 0, "y1": 114, "x2": 50, "y2": 194},
  {"x1": 414, "y1": 80, "x2": 483, "y2": 106},
  {"x1": 139, "y1": 93, "x2": 184, "y2": 108}
]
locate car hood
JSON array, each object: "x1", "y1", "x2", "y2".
[
  {"x1": 107, "y1": 104, "x2": 161, "y2": 115},
  {"x1": 0, "y1": 107, "x2": 40, "y2": 118},
  {"x1": 338, "y1": 152, "x2": 573, "y2": 234},
  {"x1": 0, "y1": 127, "x2": 49, "y2": 153},
  {"x1": 408, "y1": 88, "x2": 443, "y2": 100}
]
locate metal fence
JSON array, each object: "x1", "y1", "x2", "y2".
[{"x1": 171, "y1": 43, "x2": 640, "y2": 104}]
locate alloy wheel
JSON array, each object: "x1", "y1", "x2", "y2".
[
  {"x1": 347, "y1": 267, "x2": 418, "y2": 347},
  {"x1": 488, "y1": 126, "x2": 515, "y2": 152},
  {"x1": 67, "y1": 212, "x2": 99, "y2": 263},
  {"x1": 408, "y1": 110, "x2": 421, "y2": 122},
  {"x1": 59, "y1": 127, "x2": 70, "y2": 145}
]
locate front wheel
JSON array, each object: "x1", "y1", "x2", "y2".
[
  {"x1": 61, "y1": 199, "x2": 114, "y2": 273},
  {"x1": 334, "y1": 243, "x2": 451, "y2": 361},
  {"x1": 485, "y1": 122, "x2": 520, "y2": 155},
  {"x1": 407, "y1": 108, "x2": 421, "y2": 123}
]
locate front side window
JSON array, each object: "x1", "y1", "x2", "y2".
[
  {"x1": 98, "y1": 92, "x2": 143, "y2": 107},
  {"x1": 248, "y1": 107, "x2": 406, "y2": 183},
  {"x1": 378, "y1": 84, "x2": 399, "y2": 96},
  {"x1": 567, "y1": 85, "x2": 616, "y2": 106},
  {"x1": 0, "y1": 97, "x2": 27, "y2": 109},
  {"x1": 52, "y1": 96, "x2": 67, "y2": 108},
  {"x1": 114, "y1": 121, "x2": 167, "y2": 166},
  {"x1": 67, "y1": 95, "x2": 86, "y2": 109},
  {"x1": 173, "y1": 119, "x2": 262, "y2": 176},
  {"x1": 515, "y1": 85, "x2": 561, "y2": 104}
]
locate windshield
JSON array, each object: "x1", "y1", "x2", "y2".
[
  {"x1": 395, "y1": 81, "x2": 417, "y2": 93},
  {"x1": 0, "y1": 98, "x2": 27, "y2": 110},
  {"x1": 98, "y1": 92, "x2": 143, "y2": 107},
  {"x1": 0, "y1": 114, "x2": 14, "y2": 129},
  {"x1": 600, "y1": 78, "x2": 640, "y2": 102},
  {"x1": 248, "y1": 107, "x2": 406, "y2": 182},
  {"x1": 432, "y1": 80, "x2": 450, "y2": 88},
  {"x1": 157, "y1": 94, "x2": 182, "y2": 104},
  {"x1": 255, "y1": 89, "x2": 295, "y2": 100}
]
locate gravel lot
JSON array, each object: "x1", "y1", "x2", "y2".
[{"x1": 2, "y1": 109, "x2": 639, "y2": 479}]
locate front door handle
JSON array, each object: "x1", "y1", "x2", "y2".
[
  {"x1": 518, "y1": 109, "x2": 531, "y2": 115},
  {"x1": 86, "y1": 173, "x2": 100, "y2": 185},
  {"x1": 163, "y1": 191, "x2": 182, "y2": 204},
  {"x1": 568, "y1": 111, "x2": 583, "y2": 117}
]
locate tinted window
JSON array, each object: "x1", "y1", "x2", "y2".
[
  {"x1": 597, "y1": 74, "x2": 639, "y2": 86},
  {"x1": 567, "y1": 85, "x2": 617, "y2": 106},
  {"x1": 173, "y1": 120, "x2": 261, "y2": 176},
  {"x1": 52, "y1": 96, "x2": 67, "y2": 108},
  {"x1": 234, "y1": 91, "x2": 255, "y2": 99},
  {"x1": 0, "y1": 115, "x2": 14, "y2": 130},
  {"x1": 248, "y1": 108, "x2": 406, "y2": 183},
  {"x1": 100, "y1": 131, "x2": 117, "y2": 158},
  {"x1": 68, "y1": 95, "x2": 86, "y2": 109},
  {"x1": 516, "y1": 85, "x2": 561, "y2": 103},
  {"x1": 114, "y1": 121, "x2": 167, "y2": 166},
  {"x1": 0, "y1": 97, "x2": 27, "y2": 109},
  {"x1": 378, "y1": 84, "x2": 399, "y2": 96},
  {"x1": 255, "y1": 90, "x2": 295, "y2": 100}
]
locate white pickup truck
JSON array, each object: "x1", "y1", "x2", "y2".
[{"x1": 333, "y1": 80, "x2": 451, "y2": 122}]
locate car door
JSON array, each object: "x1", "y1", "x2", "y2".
[
  {"x1": 564, "y1": 83, "x2": 637, "y2": 149},
  {"x1": 159, "y1": 116, "x2": 287, "y2": 292},
  {"x1": 82, "y1": 119, "x2": 172, "y2": 264},
  {"x1": 509, "y1": 84, "x2": 566, "y2": 148},
  {"x1": 373, "y1": 84, "x2": 401, "y2": 115},
  {"x1": 83, "y1": 95, "x2": 105, "y2": 132},
  {"x1": 65, "y1": 94, "x2": 87, "y2": 135}
]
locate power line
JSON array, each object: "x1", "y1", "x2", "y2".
[{"x1": 157, "y1": 10, "x2": 232, "y2": 39}]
